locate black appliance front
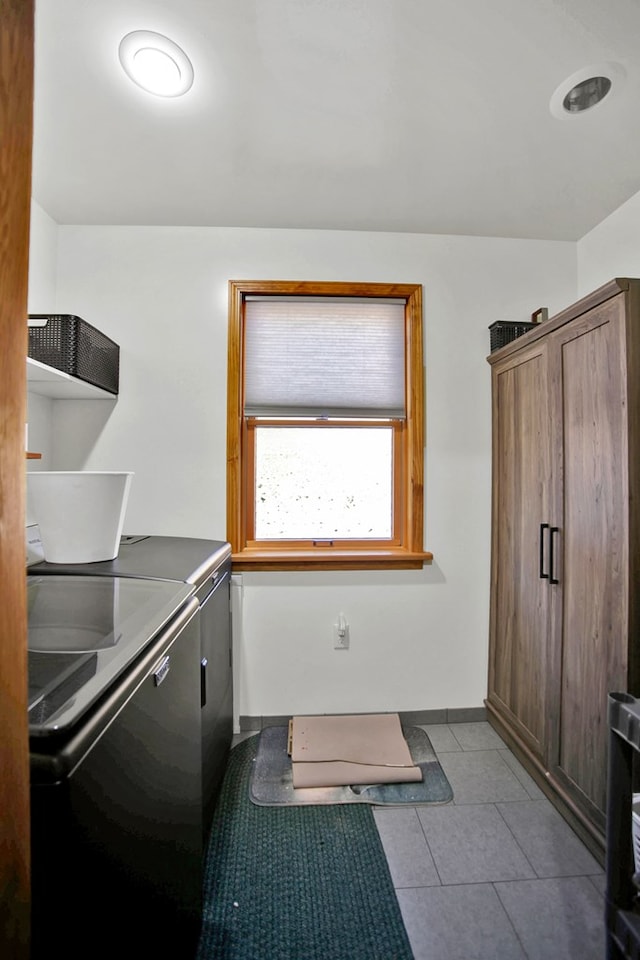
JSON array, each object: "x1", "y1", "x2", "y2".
[
  {"x1": 30, "y1": 535, "x2": 233, "y2": 842},
  {"x1": 30, "y1": 595, "x2": 203, "y2": 960}
]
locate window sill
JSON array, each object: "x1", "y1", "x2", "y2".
[{"x1": 230, "y1": 548, "x2": 434, "y2": 572}]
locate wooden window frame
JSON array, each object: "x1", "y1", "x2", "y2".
[{"x1": 226, "y1": 280, "x2": 432, "y2": 570}]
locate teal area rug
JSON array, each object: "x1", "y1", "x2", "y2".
[
  {"x1": 197, "y1": 735, "x2": 415, "y2": 960},
  {"x1": 250, "y1": 724, "x2": 453, "y2": 807}
]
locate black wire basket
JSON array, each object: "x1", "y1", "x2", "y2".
[
  {"x1": 28, "y1": 315, "x2": 119, "y2": 394},
  {"x1": 488, "y1": 320, "x2": 536, "y2": 353}
]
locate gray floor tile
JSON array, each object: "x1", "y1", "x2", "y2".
[
  {"x1": 494, "y1": 877, "x2": 606, "y2": 960},
  {"x1": 396, "y1": 884, "x2": 527, "y2": 960},
  {"x1": 497, "y1": 800, "x2": 602, "y2": 877},
  {"x1": 499, "y1": 749, "x2": 546, "y2": 800},
  {"x1": 232, "y1": 718, "x2": 607, "y2": 959},
  {"x1": 588, "y1": 872, "x2": 606, "y2": 897},
  {"x1": 372, "y1": 807, "x2": 441, "y2": 888},
  {"x1": 438, "y1": 750, "x2": 530, "y2": 804},
  {"x1": 450, "y1": 721, "x2": 507, "y2": 751},
  {"x1": 416, "y1": 803, "x2": 536, "y2": 884},
  {"x1": 419, "y1": 723, "x2": 463, "y2": 753}
]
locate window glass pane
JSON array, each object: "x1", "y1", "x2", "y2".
[{"x1": 254, "y1": 426, "x2": 393, "y2": 539}]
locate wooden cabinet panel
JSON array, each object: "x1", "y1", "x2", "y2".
[
  {"x1": 489, "y1": 343, "x2": 551, "y2": 758},
  {"x1": 550, "y1": 295, "x2": 628, "y2": 822},
  {"x1": 487, "y1": 278, "x2": 640, "y2": 860}
]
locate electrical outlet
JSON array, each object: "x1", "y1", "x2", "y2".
[{"x1": 333, "y1": 615, "x2": 350, "y2": 650}]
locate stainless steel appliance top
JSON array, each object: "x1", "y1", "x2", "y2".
[
  {"x1": 27, "y1": 574, "x2": 195, "y2": 736},
  {"x1": 29, "y1": 535, "x2": 231, "y2": 588}
]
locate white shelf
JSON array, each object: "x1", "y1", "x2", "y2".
[{"x1": 27, "y1": 357, "x2": 117, "y2": 400}]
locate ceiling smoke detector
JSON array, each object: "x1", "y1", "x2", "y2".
[
  {"x1": 549, "y1": 62, "x2": 625, "y2": 119},
  {"x1": 119, "y1": 30, "x2": 194, "y2": 98}
]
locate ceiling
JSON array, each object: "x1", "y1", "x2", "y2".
[{"x1": 32, "y1": 0, "x2": 640, "y2": 241}]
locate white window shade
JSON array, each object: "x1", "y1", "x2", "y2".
[{"x1": 244, "y1": 299, "x2": 406, "y2": 418}]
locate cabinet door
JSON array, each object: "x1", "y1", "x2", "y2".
[
  {"x1": 548, "y1": 294, "x2": 629, "y2": 823},
  {"x1": 488, "y1": 340, "x2": 553, "y2": 759}
]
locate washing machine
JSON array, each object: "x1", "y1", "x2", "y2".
[{"x1": 29, "y1": 534, "x2": 233, "y2": 842}]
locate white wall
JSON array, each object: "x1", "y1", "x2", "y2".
[
  {"x1": 33, "y1": 221, "x2": 577, "y2": 720},
  {"x1": 28, "y1": 200, "x2": 58, "y2": 312},
  {"x1": 25, "y1": 201, "x2": 59, "y2": 515},
  {"x1": 577, "y1": 188, "x2": 640, "y2": 295}
]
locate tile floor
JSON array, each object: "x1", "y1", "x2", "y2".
[
  {"x1": 232, "y1": 721, "x2": 607, "y2": 959},
  {"x1": 373, "y1": 721, "x2": 606, "y2": 960}
]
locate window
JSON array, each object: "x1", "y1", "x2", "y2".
[{"x1": 226, "y1": 280, "x2": 431, "y2": 570}]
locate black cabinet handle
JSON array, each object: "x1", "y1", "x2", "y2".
[
  {"x1": 200, "y1": 657, "x2": 208, "y2": 707},
  {"x1": 549, "y1": 527, "x2": 560, "y2": 584},
  {"x1": 539, "y1": 523, "x2": 550, "y2": 579}
]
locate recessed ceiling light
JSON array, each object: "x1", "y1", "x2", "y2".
[
  {"x1": 119, "y1": 30, "x2": 194, "y2": 98},
  {"x1": 562, "y1": 76, "x2": 611, "y2": 113},
  {"x1": 550, "y1": 62, "x2": 625, "y2": 119}
]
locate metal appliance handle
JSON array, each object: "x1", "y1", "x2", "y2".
[
  {"x1": 153, "y1": 655, "x2": 171, "y2": 687},
  {"x1": 200, "y1": 657, "x2": 208, "y2": 707}
]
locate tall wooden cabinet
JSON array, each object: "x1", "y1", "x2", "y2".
[{"x1": 487, "y1": 278, "x2": 640, "y2": 861}]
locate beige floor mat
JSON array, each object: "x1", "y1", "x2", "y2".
[{"x1": 289, "y1": 713, "x2": 423, "y2": 788}]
